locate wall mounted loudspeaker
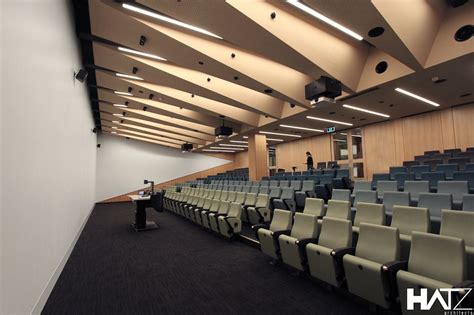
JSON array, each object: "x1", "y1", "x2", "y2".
[
  {"x1": 305, "y1": 76, "x2": 342, "y2": 102},
  {"x1": 74, "y1": 69, "x2": 88, "y2": 83},
  {"x1": 181, "y1": 143, "x2": 193, "y2": 152}
]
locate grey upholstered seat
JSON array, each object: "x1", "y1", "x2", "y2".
[
  {"x1": 437, "y1": 181, "x2": 468, "y2": 210},
  {"x1": 376, "y1": 181, "x2": 398, "y2": 201},
  {"x1": 247, "y1": 194, "x2": 270, "y2": 225},
  {"x1": 403, "y1": 181, "x2": 429, "y2": 206},
  {"x1": 272, "y1": 188, "x2": 296, "y2": 212},
  {"x1": 218, "y1": 202, "x2": 242, "y2": 238},
  {"x1": 344, "y1": 224, "x2": 400, "y2": 309},
  {"x1": 383, "y1": 192, "x2": 410, "y2": 216},
  {"x1": 303, "y1": 198, "x2": 325, "y2": 217},
  {"x1": 352, "y1": 202, "x2": 386, "y2": 234},
  {"x1": 257, "y1": 209, "x2": 293, "y2": 259}
]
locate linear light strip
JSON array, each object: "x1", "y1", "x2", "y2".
[
  {"x1": 114, "y1": 91, "x2": 133, "y2": 96},
  {"x1": 210, "y1": 146, "x2": 244, "y2": 151},
  {"x1": 230, "y1": 140, "x2": 248, "y2": 144},
  {"x1": 202, "y1": 149, "x2": 236, "y2": 153},
  {"x1": 259, "y1": 131, "x2": 302, "y2": 138},
  {"x1": 118, "y1": 46, "x2": 167, "y2": 61},
  {"x1": 242, "y1": 136, "x2": 284, "y2": 142},
  {"x1": 280, "y1": 124, "x2": 324, "y2": 132},
  {"x1": 286, "y1": 0, "x2": 363, "y2": 41},
  {"x1": 342, "y1": 104, "x2": 390, "y2": 118},
  {"x1": 306, "y1": 116, "x2": 353, "y2": 126},
  {"x1": 395, "y1": 88, "x2": 440, "y2": 107},
  {"x1": 113, "y1": 104, "x2": 128, "y2": 108},
  {"x1": 116, "y1": 73, "x2": 144, "y2": 81},
  {"x1": 122, "y1": 4, "x2": 223, "y2": 39},
  {"x1": 219, "y1": 144, "x2": 248, "y2": 148}
]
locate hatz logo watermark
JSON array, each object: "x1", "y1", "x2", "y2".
[{"x1": 407, "y1": 288, "x2": 473, "y2": 313}]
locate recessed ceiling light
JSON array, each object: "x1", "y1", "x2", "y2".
[
  {"x1": 259, "y1": 131, "x2": 302, "y2": 138},
  {"x1": 202, "y1": 149, "x2": 235, "y2": 153},
  {"x1": 122, "y1": 4, "x2": 223, "y2": 39},
  {"x1": 116, "y1": 73, "x2": 144, "y2": 80},
  {"x1": 306, "y1": 116, "x2": 353, "y2": 126},
  {"x1": 118, "y1": 46, "x2": 167, "y2": 61},
  {"x1": 280, "y1": 124, "x2": 324, "y2": 132},
  {"x1": 219, "y1": 143, "x2": 248, "y2": 148},
  {"x1": 114, "y1": 91, "x2": 133, "y2": 96},
  {"x1": 286, "y1": 0, "x2": 363, "y2": 41},
  {"x1": 342, "y1": 104, "x2": 390, "y2": 118},
  {"x1": 230, "y1": 140, "x2": 248, "y2": 144},
  {"x1": 210, "y1": 146, "x2": 244, "y2": 151},
  {"x1": 395, "y1": 88, "x2": 440, "y2": 107},
  {"x1": 267, "y1": 138, "x2": 284, "y2": 142},
  {"x1": 113, "y1": 103, "x2": 128, "y2": 108}
]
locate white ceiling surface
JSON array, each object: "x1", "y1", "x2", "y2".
[{"x1": 88, "y1": 0, "x2": 474, "y2": 151}]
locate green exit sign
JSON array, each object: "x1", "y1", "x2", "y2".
[{"x1": 325, "y1": 127, "x2": 336, "y2": 133}]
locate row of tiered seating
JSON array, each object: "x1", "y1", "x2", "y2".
[
  {"x1": 199, "y1": 167, "x2": 249, "y2": 181},
  {"x1": 404, "y1": 147, "x2": 474, "y2": 169},
  {"x1": 254, "y1": 199, "x2": 474, "y2": 312}
]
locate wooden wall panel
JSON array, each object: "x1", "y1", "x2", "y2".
[
  {"x1": 234, "y1": 151, "x2": 249, "y2": 169},
  {"x1": 439, "y1": 109, "x2": 456, "y2": 149},
  {"x1": 364, "y1": 121, "x2": 397, "y2": 178},
  {"x1": 453, "y1": 104, "x2": 474, "y2": 150},
  {"x1": 401, "y1": 111, "x2": 444, "y2": 159},
  {"x1": 248, "y1": 134, "x2": 268, "y2": 180}
]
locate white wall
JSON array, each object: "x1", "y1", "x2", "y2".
[
  {"x1": 95, "y1": 134, "x2": 232, "y2": 201},
  {"x1": 1, "y1": 1, "x2": 97, "y2": 314}
]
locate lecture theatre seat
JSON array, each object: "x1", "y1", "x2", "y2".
[
  {"x1": 343, "y1": 224, "x2": 401, "y2": 309},
  {"x1": 302, "y1": 198, "x2": 324, "y2": 217},
  {"x1": 217, "y1": 202, "x2": 242, "y2": 239},
  {"x1": 295, "y1": 180, "x2": 316, "y2": 208},
  {"x1": 255, "y1": 209, "x2": 293, "y2": 260},
  {"x1": 351, "y1": 181, "x2": 371, "y2": 198},
  {"x1": 440, "y1": 209, "x2": 474, "y2": 280},
  {"x1": 272, "y1": 187, "x2": 296, "y2": 212},
  {"x1": 376, "y1": 181, "x2": 397, "y2": 201},
  {"x1": 247, "y1": 194, "x2": 270, "y2": 225},
  {"x1": 390, "y1": 206, "x2": 430, "y2": 261},
  {"x1": 394, "y1": 172, "x2": 415, "y2": 190},
  {"x1": 437, "y1": 181, "x2": 468, "y2": 209},
  {"x1": 383, "y1": 192, "x2": 410, "y2": 217},
  {"x1": 418, "y1": 193, "x2": 452, "y2": 226},
  {"x1": 208, "y1": 200, "x2": 231, "y2": 233},
  {"x1": 404, "y1": 181, "x2": 429, "y2": 206},
  {"x1": 463, "y1": 194, "x2": 474, "y2": 211},
  {"x1": 397, "y1": 232, "x2": 467, "y2": 315},
  {"x1": 352, "y1": 202, "x2": 385, "y2": 235},
  {"x1": 306, "y1": 217, "x2": 353, "y2": 287},
  {"x1": 352, "y1": 190, "x2": 377, "y2": 210},
  {"x1": 241, "y1": 193, "x2": 257, "y2": 222},
  {"x1": 279, "y1": 213, "x2": 319, "y2": 271}
]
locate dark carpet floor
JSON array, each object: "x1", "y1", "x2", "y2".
[{"x1": 42, "y1": 203, "x2": 377, "y2": 315}]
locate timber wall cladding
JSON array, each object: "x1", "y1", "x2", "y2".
[{"x1": 275, "y1": 103, "x2": 474, "y2": 179}]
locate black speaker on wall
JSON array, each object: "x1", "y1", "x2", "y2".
[{"x1": 75, "y1": 69, "x2": 88, "y2": 83}]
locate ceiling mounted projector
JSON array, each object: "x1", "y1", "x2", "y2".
[
  {"x1": 215, "y1": 126, "x2": 233, "y2": 138},
  {"x1": 305, "y1": 76, "x2": 342, "y2": 102},
  {"x1": 181, "y1": 143, "x2": 193, "y2": 152}
]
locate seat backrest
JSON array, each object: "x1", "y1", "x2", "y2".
[
  {"x1": 436, "y1": 163, "x2": 459, "y2": 176},
  {"x1": 463, "y1": 194, "x2": 474, "y2": 211},
  {"x1": 303, "y1": 198, "x2": 325, "y2": 216},
  {"x1": 354, "y1": 202, "x2": 386, "y2": 227},
  {"x1": 445, "y1": 148, "x2": 462, "y2": 154},
  {"x1": 241, "y1": 186, "x2": 251, "y2": 193},
  {"x1": 440, "y1": 209, "x2": 474, "y2": 247},
  {"x1": 317, "y1": 161, "x2": 327, "y2": 169},
  {"x1": 371, "y1": 173, "x2": 390, "y2": 189},
  {"x1": 391, "y1": 206, "x2": 430, "y2": 235},
  {"x1": 227, "y1": 202, "x2": 242, "y2": 218},
  {"x1": 269, "y1": 187, "x2": 282, "y2": 199},
  {"x1": 323, "y1": 169, "x2": 336, "y2": 177},
  {"x1": 376, "y1": 181, "x2": 398, "y2": 198},
  {"x1": 354, "y1": 190, "x2": 377, "y2": 206},
  {"x1": 404, "y1": 181, "x2": 429, "y2": 199},
  {"x1": 403, "y1": 160, "x2": 420, "y2": 168},
  {"x1": 290, "y1": 213, "x2": 319, "y2": 240},
  {"x1": 410, "y1": 165, "x2": 431, "y2": 177},
  {"x1": 424, "y1": 150, "x2": 440, "y2": 155},
  {"x1": 356, "y1": 224, "x2": 400, "y2": 263},
  {"x1": 453, "y1": 171, "x2": 474, "y2": 187},
  {"x1": 220, "y1": 190, "x2": 229, "y2": 201},
  {"x1": 437, "y1": 181, "x2": 469, "y2": 202},
  {"x1": 389, "y1": 166, "x2": 407, "y2": 178},
  {"x1": 234, "y1": 192, "x2": 246, "y2": 204},
  {"x1": 301, "y1": 180, "x2": 315, "y2": 192},
  {"x1": 255, "y1": 194, "x2": 269, "y2": 208},
  {"x1": 279, "y1": 180, "x2": 290, "y2": 188},
  {"x1": 394, "y1": 173, "x2": 415, "y2": 188},
  {"x1": 319, "y1": 174, "x2": 334, "y2": 185},
  {"x1": 353, "y1": 181, "x2": 372, "y2": 192},
  {"x1": 259, "y1": 186, "x2": 270, "y2": 195},
  {"x1": 202, "y1": 198, "x2": 212, "y2": 210},
  {"x1": 250, "y1": 186, "x2": 259, "y2": 194},
  {"x1": 269, "y1": 180, "x2": 279, "y2": 187},
  {"x1": 290, "y1": 180, "x2": 302, "y2": 191},
  {"x1": 217, "y1": 200, "x2": 230, "y2": 215},
  {"x1": 213, "y1": 190, "x2": 222, "y2": 200},
  {"x1": 326, "y1": 200, "x2": 351, "y2": 220},
  {"x1": 418, "y1": 193, "x2": 453, "y2": 218},
  {"x1": 226, "y1": 191, "x2": 236, "y2": 202},
  {"x1": 448, "y1": 157, "x2": 470, "y2": 168},
  {"x1": 269, "y1": 209, "x2": 293, "y2": 232},
  {"x1": 244, "y1": 193, "x2": 257, "y2": 206},
  {"x1": 408, "y1": 232, "x2": 465, "y2": 285},
  {"x1": 318, "y1": 217, "x2": 352, "y2": 249},
  {"x1": 210, "y1": 199, "x2": 220, "y2": 212},
  {"x1": 383, "y1": 192, "x2": 410, "y2": 212},
  {"x1": 421, "y1": 171, "x2": 445, "y2": 188},
  {"x1": 260, "y1": 180, "x2": 269, "y2": 187},
  {"x1": 234, "y1": 185, "x2": 243, "y2": 192},
  {"x1": 336, "y1": 168, "x2": 349, "y2": 179},
  {"x1": 466, "y1": 163, "x2": 474, "y2": 171},
  {"x1": 280, "y1": 187, "x2": 294, "y2": 199},
  {"x1": 331, "y1": 189, "x2": 350, "y2": 202}
]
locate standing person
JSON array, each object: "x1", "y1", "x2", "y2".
[{"x1": 305, "y1": 152, "x2": 314, "y2": 171}]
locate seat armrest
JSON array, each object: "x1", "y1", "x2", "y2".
[
  {"x1": 330, "y1": 247, "x2": 355, "y2": 260},
  {"x1": 251, "y1": 224, "x2": 269, "y2": 232},
  {"x1": 453, "y1": 281, "x2": 474, "y2": 308},
  {"x1": 382, "y1": 260, "x2": 408, "y2": 300},
  {"x1": 296, "y1": 238, "x2": 319, "y2": 248},
  {"x1": 273, "y1": 229, "x2": 292, "y2": 239},
  {"x1": 454, "y1": 280, "x2": 474, "y2": 289}
]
